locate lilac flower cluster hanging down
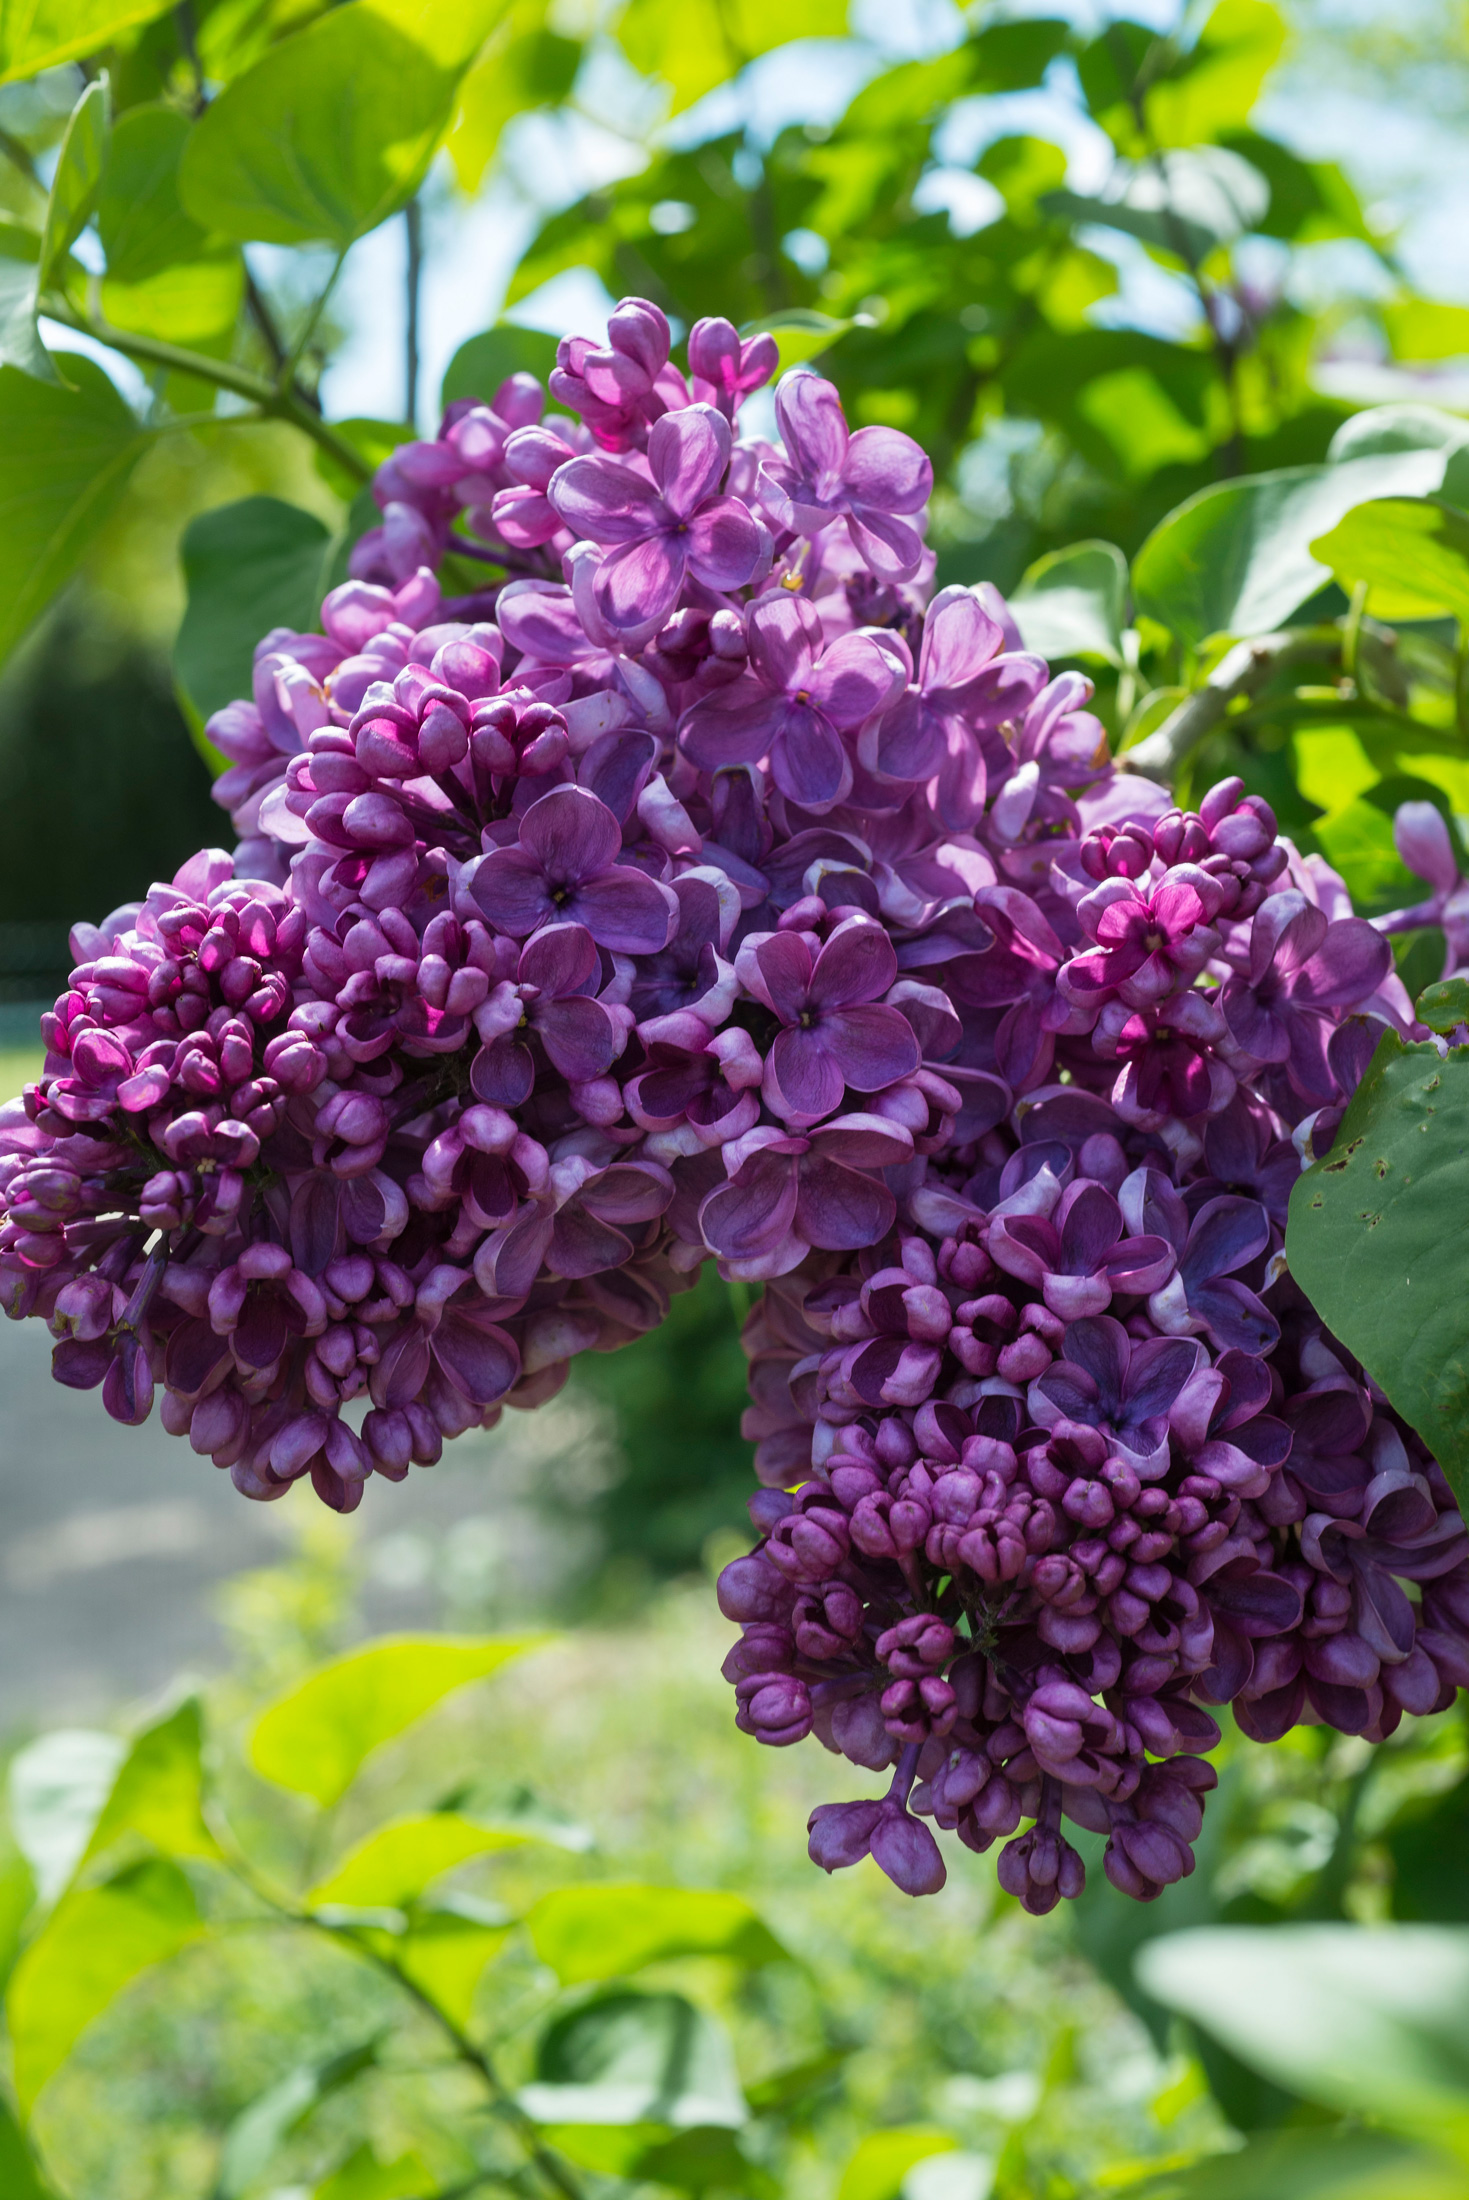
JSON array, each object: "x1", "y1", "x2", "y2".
[{"x1": 5, "y1": 296, "x2": 1467, "y2": 1911}]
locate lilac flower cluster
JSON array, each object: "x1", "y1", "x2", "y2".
[{"x1": 4, "y1": 293, "x2": 1467, "y2": 1911}]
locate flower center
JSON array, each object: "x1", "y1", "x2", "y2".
[{"x1": 1143, "y1": 929, "x2": 1166, "y2": 953}]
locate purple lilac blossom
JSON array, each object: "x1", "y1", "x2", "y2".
[{"x1": 4, "y1": 297, "x2": 1465, "y2": 1917}]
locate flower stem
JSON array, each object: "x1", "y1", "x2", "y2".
[{"x1": 39, "y1": 297, "x2": 373, "y2": 486}]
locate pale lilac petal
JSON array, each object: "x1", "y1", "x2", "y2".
[
  {"x1": 774, "y1": 372, "x2": 848, "y2": 487},
  {"x1": 548, "y1": 454, "x2": 665, "y2": 543},
  {"x1": 685, "y1": 497, "x2": 763, "y2": 591},
  {"x1": 771, "y1": 705, "x2": 852, "y2": 809},
  {"x1": 1395, "y1": 800, "x2": 1459, "y2": 892},
  {"x1": 594, "y1": 531, "x2": 687, "y2": 634},
  {"x1": 807, "y1": 630, "x2": 905, "y2": 730},
  {"x1": 919, "y1": 585, "x2": 1003, "y2": 694},
  {"x1": 647, "y1": 403, "x2": 731, "y2": 514},
  {"x1": 847, "y1": 507, "x2": 926, "y2": 581},
  {"x1": 844, "y1": 424, "x2": 932, "y2": 513},
  {"x1": 495, "y1": 581, "x2": 593, "y2": 663},
  {"x1": 747, "y1": 593, "x2": 820, "y2": 694}
]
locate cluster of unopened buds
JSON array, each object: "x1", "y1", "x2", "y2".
[{"x1": 5, "y1": 295, "x2": 1467, "y2": 1909}]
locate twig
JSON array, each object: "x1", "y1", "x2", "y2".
[{"x1": 1118, "y1": 628, "x2": 1341, "y2": 782}]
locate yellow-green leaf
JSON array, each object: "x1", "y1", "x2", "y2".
[
  {"x1": 1310, "y1": 496, "x2": 1469, "y2": 622},
  {"x1": 527, "y1": 1884, "x2": 786, "y2": 1985},
  {"x1": 314, "y1": 2142, "x2": 435, "y2": 2200},
  {"x1": 7, "y1": 1858, "x2": 201, "y2": 2114},
  {"x1": 837, "y1": 2129, "x2": 958, "y2": 2200},
  {"x1": 396, "y1": 1900, "x2": 512, "y2": 2028},
  {"x1": 0, "y1": 0, "x2": 169, "y2": 83},
  {"x1": 250, "y1": 1633, "x2": 551, "y2": 1807},
  {"x1": 616, "y1": 0, "x2": 846, "y2": 113},
  {"x1": 309, "y1": 1813, "x2": 532, "y2": 1909},
  {"x1": 39, "y1": 78, "x2": 110, "y2": 293},
  {"x1": 81, "y1": 1699, "x2": 219, "y2": 1874},
  {"x1": 101, "y1": 253, "x2": 244, "y2": 344}
]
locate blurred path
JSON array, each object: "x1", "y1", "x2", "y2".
[{"x1": 0, "y1": 1313, "x2": 604, "y2": 1728}]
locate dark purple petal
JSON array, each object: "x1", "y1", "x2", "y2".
[
  {"x1": 568, "y1": 865, "x2": 678, "y2": 954},
  {"x1": 793, "y1": 1154, "x2": 896, "y2": 1251},
  {"x1": 701, "y1": 1150, "x2": 800, "y2": 1260},
  {"x1": 432, "y1": 1311, "x2": 520, "y2": 1404}
]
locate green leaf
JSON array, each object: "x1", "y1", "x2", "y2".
[
  {"x1": 616, "y1": 0, "x2": 846, "y2": 113},
  {"x1": 448, "y1": 5, "x2": 582, "y2": 192},
  {"x1": 741, "y1": 308, "x2": 853, "y2": 373},
  {"x1": 0, "y1": 354, "x2": 148, "y2": 666},
  {"x1": 178, "y1": 3, "x2": 460, "y2": 249},
  {"x1": 743, "y1": 2049, "x2": 848, "y2": 2115},
  {"x1": 309, "y1": 1813, "x2": 533, "y2": 1909},
  {"x1": 1329, "y1": 405, "x2": 1469, "y2": 463},
  {"x1": 217, "y1": 2035, "x2": 384, "y2": 2199},
  {"x1": 441, "y1": 321, "x2": 560, "y2": 409},
  {"x1": 1383, "y1": 300, "x2": 1469, "y2": 366},
  {"x1": 630, "y1": 2125, "x2": 777, "y2": 2195},
  {"x1": 1136, "y1": 1926, "x2": 1469, "y2": 2161},
  {"x1": 0, "y1": 0, "x2": 169, "y2": 81},
  {"x1": 0, "y1": 226, "x2": 50, "y2": 386},
  {"x1": 1417, "y1": 979, "x2": 1469, "y2": 1036},
  {"x1": 1008, "y1": 540, "x2": 1128, "y2": 665},
  {"x1": 1132, "y1": 450, "x2": 1457, "y2": 648},
  {"x1": 527, "y1": 1884, "x2": 787, "y2": 1985},
  {"x1": 250, "y1": 1632, "x2": 550, "y2": 1807},
  {"x1": 81, "y1": 1699, "x2": 219, "y2": 1872},
  {"x1": 101, "y1": 254, "x2": 244, "y2": 344},
  {"x1": 394, "y1": 1896, "x2": 512, "y2": 2028},
  {"x1": 6, "y1": 1857, "x2": 202, "y2": 2114},
  {"x1": 1287, "y1": 1035, "x2": 1469, "y2": 1505},
  {"x1": 98, "y1": 105, "x2": 207, "y2": 283},
  {"x1": 1134, "y1": 2128, "x2": 1464, "y2": 2200},
  {"x1": 1310, "y1": 497, "x2": 1469, "y2": 622},
  {"x1": 0, "y1": 2093, "x2": 59, "y2": 2200},
  {"x1": 40, "y1": 78, "x2": 110, "y2": 293},
  {"x1": 1145, "y1": 0, "x2": 1287, "y2": 150},
  {"x1": 837, "y1": 2128, "x2": 958, "y2": 2200},
  {"x1": 174, "y1": 495, "x2": 332, "y2": 727},
  {"x1": 314, "y1": 2143, "x2": 435, "y2": 2200},
  {"x1": 8, "y1": 1730, "x2": 126, "y2": 1904},
  {"x1": 521, "y1": 1989, "x2": 747, "y2": 2128}
]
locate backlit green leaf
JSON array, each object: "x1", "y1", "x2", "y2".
[
  {"x1": 1287, "y1": 1035, "x2": 1469, "y2": 1506},
  {"x1": 250, "y1": 1633, "x2": 551, "y2": 1807},
  {"x1": 1145, "y1": 0, "x2": 1286, "y2": 150},
  {"x1": 101, "y1": 254, "x2": 244, "y2": 344},
  {"x1": 314, "y1": 2142, "x2": 435, "y2": 2200},
  {"x1": 522, "y1": 1988, "x2": 747, "y2": 2128},
  {"x1": 395, "y1": 1897, "x2": 512, "y2": 2028},
  {"x1": 447, "y1": 4, "x2": 581, "y2": 191},
  {"x1": 0, "y1": 0, "x2": 168, "y2": 82},
  {"x1": 98, "y1": 104, "x2": 217, "y2": 284},
  {"x1": 178, "y1": 3, "x2": 459, "y2": 248},
  {"x1": 1135, "y1": 2128, "x2": 1463, "y2": 2200},
  {"x1": 1009, "y1": 540, "x2": 1128, "y2": 665},
  {"x1": 7, "y1": 1730, "x2": 125, "y2": 1905},
  {"x1": 7, "y1": 1857, "x2": 202, "y2": 2113},
  {"x1": 1310, "y1": 497, "x2": 1469, "y2": 622},
  {"x1": 39, "y1": 78, "x2": 110, "y2": 293},
  {"x1": 741, "y1": 308, "x2": 853, "y2": 373},
  {"x1": 0, "y1": 354, "x2": 148, "y2": 667},
  {"x1": 616, "y1": 0, "x2": 846, "y2": 113},
  {"x1": 81, "y1": 1699, "x2": 219, "y2": 1872},
  {"x1": 527, "y1": 1883, "x2": 787, "y2": 1985},
  {"x1": 309, "y1": 1813, "x2": 533, "y2": 1909},
  {"x1": 1137, "y1": 1926, "x2": 1469, "y2": 2161},
  {"x1": 837, "y1": 2128, "x2": 957, "y2": 2200},
  {"x1": 0, "y1": 2093, "x2": 58, "y2": 2200},
  {"x1": 174, "y1": 495, "x2": 333, "y2": 728}
]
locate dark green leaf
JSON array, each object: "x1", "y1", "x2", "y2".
[
  {"x1": 178, "y1": 5, "x2": 459, "y2": 248},
  {"x1": 441, "y1": 322, "x2": 560, "y2": 409},
  {"x1": 1287, "y1": 1035, "x2": 1469, "y2": 1505},
  {"x1": 0, "y1": 2093, "x2": 58, "y2": 2200},
  {"x1": 522, "y1": 1989, "x2": 746, "y2": 2128},
  {"x1": 313, "y1": 2142, "x2": 435, "y2": 2200},
  {"x1": 1130, "y1": 2127, "x2": 1462, "y2": 2200},
  {"x1": 174, "y1": 495, "x2": 332, "y2": 728}
]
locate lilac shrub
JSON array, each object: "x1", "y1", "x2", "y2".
[{"x1": 4, "y1": 297, "x2": 1467, "y2": 1908}]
